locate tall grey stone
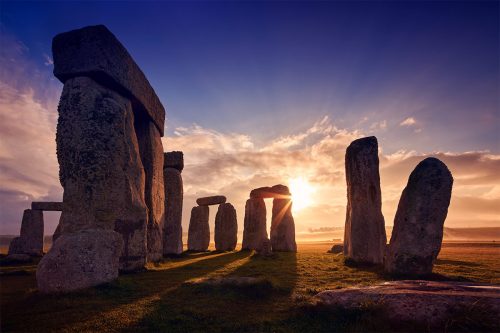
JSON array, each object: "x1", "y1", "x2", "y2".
[
  {"x1": 8, "y1": 209, "x2": 44, "y2": 256},
  {"x1": 163, "y1": 166, "x2": 183, "y2": 255},
  {"x1": 54, "y1": 76, "x2": 148, "y2": 272},
  {"x1": 385, "y1": 157, "x2": 453, "y2": 276},
  {"x1": 270, "y1": 192, "x2": 297, "y2": 252},
  {"x1": 37, "y1": 229, "x2": 123, "y2": 293},
  {"x1": 136, "y1": 120, "x2": 165, "y2": 262},
  {"x1": 188, "y1": 206, "x2": 210, "y2": 251},
  {"x1": 164, "y1": 151, "x2": 184, "y2": 172},
  {"x1": 343, "y1": 136, "x2": 386, "y2": 264},
  {"x1": 241, "y1": 198, "x2": 267, "y2": 250},
  {"x1": 214, "y1": 203, "x2": 237, "y2": 251}
]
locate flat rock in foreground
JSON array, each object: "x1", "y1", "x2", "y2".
[{"x1": 315, "y1": 280, "x2": 500, "y2": 326}]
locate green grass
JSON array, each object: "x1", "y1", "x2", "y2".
[{"x1": 1, "y1": 242, "x2": 499, "y2": 332}]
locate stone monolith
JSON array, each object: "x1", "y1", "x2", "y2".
[
  {"x1": 54, "y1": 76, "x2": 148, "y2": 272},
  {"x1": 8, "y1": 209, "x2": 44, "y2": 256},
  {"x1": 163, "y1": 164, "x2": 183, "y2": 255},
  {"x1": 270, "y1": 195, "x2": 297, "y2": 252},
  {"x1": 384, "y1": 157, "x2": 453, "y2": 276},
  {"x1": 37, "y1": 229, "x2": 123, "y2": 293},
  {"x1": 188, "y1": 206, "x2": 210, "y2": 251},
  {"x1": 136, "y1": 120, "x2": 165, "y2": 262},
  {"x1": 343, "y1": 136, "x2": 386, "y2": 264},
  {"x1": 241, "y1": 198, "x2": 267, "y2": 250},
  {"x1": 214, "y1": 203, "x2": 237, "y2": 251}
]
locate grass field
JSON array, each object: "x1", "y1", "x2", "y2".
[{"x1": 1, "y1": 242, "x2": 499, "y2": 332}]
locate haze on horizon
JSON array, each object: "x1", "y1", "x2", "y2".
[{"x1": 0, "y1": 1, "x2": 498, "y2": 238}]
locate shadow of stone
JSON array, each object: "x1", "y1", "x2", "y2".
[
  {"x1": 434, "y1": 259, "x2": 483, "y2": 267},
  {"x1": 1, "y1": 251, "x2": 250, "y2": 332},
  {"x1": 132, "y1": 251, "x2": 298, "y2": 332}
]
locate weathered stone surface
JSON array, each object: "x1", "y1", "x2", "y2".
[
  {"x1": 164, "y1": 151, "x2": 184, "y2": 172},
  {"x1": 344, "y1": 136, "x2": 386, "y2": 264},
  {"x1": 37, "y1": 229, "x2": 123, "y2": 293},
  {"x1": 256, "y1": 238, "x2": 272, "y2": 256},
  {"x1": 385, "y1": 157, "x2": 453, "y2": 276},
  {"x1": 241, "y1": 198, "x2": 268, "y2": 250},
  {"x1": 163, "y1": 168, "x2": 183, "y2": 255},
  {"x1": 52, "y1": 222, "x2": 61, "y2": 243},
  {"x1": 56, "y1": 77, "x2": 148, "y2": 272},
  {"x1": 52, "y1": 25, "x2": 165, "y2": 135},
  {"x1": 250, "y1": 184, "x2": 291, "y2": 199},
  {"x1": 136, "y1": 119, "x2": 165, "y2": 262},
  {"x1": 196, "y1": 196, "x2": 226, "y2": 206},
  {"x1": 31, "y1": 202, "x2": 64, "y2": 211},
  {"x1": 270, "y1": 196, "x2": 297, "y2": 252},
  {"x1": 8, "y1": 209, "x2": 43, "y2": 256},
  {"x1": 315, "y1": 280, "x2": 500, "y2": 327},
  {"x1": 187, "y1": 206, "x2": 210, "y2": 251},
  {"x1": 328, "y1": 244, "x2": 343, "y2": 254},
  {"x1": 214, "y1": 203, "x2": 237, "y2": 251}
]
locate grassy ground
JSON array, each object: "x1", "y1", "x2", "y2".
[{"x1": 1, "y1": 242, "x2": 499, "y2": 332}]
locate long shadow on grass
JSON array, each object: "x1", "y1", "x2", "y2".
[
  {"x1": 132, "y1": 251, "x2": 298, "y2": 333},
  {"x1": 1, "y1": 251, "x2": 250, "y2": 333}
]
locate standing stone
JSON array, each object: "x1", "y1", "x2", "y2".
[
  {"x1": 385, "y1": 157, "x2": 453, "y2": 276},
  {"x1": 54, "y1": 76, "x2": 148, "y2": 272},
  {"x1": 256, "y1": 238, "x2": 272, "y2": 256},
  {"x1": 270, "y1": 195, "x2": 297, "y2": 252},
  {"x1": 164, "y1": 151, "x2": 184, "y2": 172},
  {"x1": 241, "y1": 198, "x2": 267, "y2": 250},
  {"x1": 8, "y1": 209, "x2": 44, "y2": 256},
  {"x1": 343, "y1": 136, "x2": 386, "y2": 264},
  {"x1": 163, "y1": 166, "x2": 183, "y2": 255},
  {"x1": 136, "y1": 120, "x2": 165, "y2": 262},
  {"x1": 37, "y1": 229, "x2": 123, "y2": 293},
  {"x1": 214, "y1": 203, "x2": 237, "y2": 251},
  {"x1": 188, "y1": 206, "x2": 210, "y2": 251}
]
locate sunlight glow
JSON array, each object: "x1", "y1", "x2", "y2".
[{"x1": 289, "y1": 177, "x2": 315, "y2": 213}]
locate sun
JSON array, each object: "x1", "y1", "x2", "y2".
[{"x1": 289, "y1": 177, "x2": 315, "y2": 213}]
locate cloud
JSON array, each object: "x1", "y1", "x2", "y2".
[
  {"x1": 1, "y1": 33, "x2": 498, "y2": 241},
  {"x1": 399, "y1": 117, "x2": 417, "y2": 126}
]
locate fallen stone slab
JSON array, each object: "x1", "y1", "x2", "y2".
[
  {"x1": 52, "y1": 25, "x2": 165, "y2": 135},
  {"x1": 3, "y1": 253, "x2": 32, "y2": 264},
  {"x1": 164, "y1": 151, "x2": 184, "y2": 172},
  {"x1": 31, "y1": 202, "x2": 64, "y2": 211},
  {"x1": 315, "y1": 280, "x2": 500, "y2": 327},
  {"x1": 196, "y1": 196, "x2": 226, "y2": 206},
  {"x1": 250, "y1": 184, "x2": 291, "y2": 199}
]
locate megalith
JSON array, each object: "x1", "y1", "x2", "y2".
[
  {"x1": 241, "y1": 198, "x2": 267, "y2": 250},
  {"x1": 187, "y1": 206, "x2": 210, "y2": 251},
  {"x1": 37, "y1": 229, "x2": 123, "y2": 293},
  {"x1": 214, "y1": 203, "x2": 238, "y2": 251},
  {"x1": 196, "y1": 196, "x2": 226, "y2": 206},
  {"x1": 8, "y1": 209, "x2": 44, "y2": 256},
  {"x1": 270, "y1": 190, "x2": 297, "y2": 252},
  {"x1": 384, "y1": 157, "x2": 453, "y2": 276},
  {"x1": 343, "y1": 136, "x2": 386, "y2": 264},
  {"x1": 163, "y1": 151, "x2": 184, "y2": 255},
  {"x1": 38, "y1": 24, "x2": 166, "y2": 292}
]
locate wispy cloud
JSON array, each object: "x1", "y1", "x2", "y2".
[{"x1": 400, "y1": 117, "x2": 417, "y2": 126}]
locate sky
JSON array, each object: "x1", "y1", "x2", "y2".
[{"x1": 0, "y1": 1, "x2": 499, "y2": 240}]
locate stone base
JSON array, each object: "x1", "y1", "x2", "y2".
[{"x1": 36, "y1": 229, "x2": 123, "y2": 293}]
